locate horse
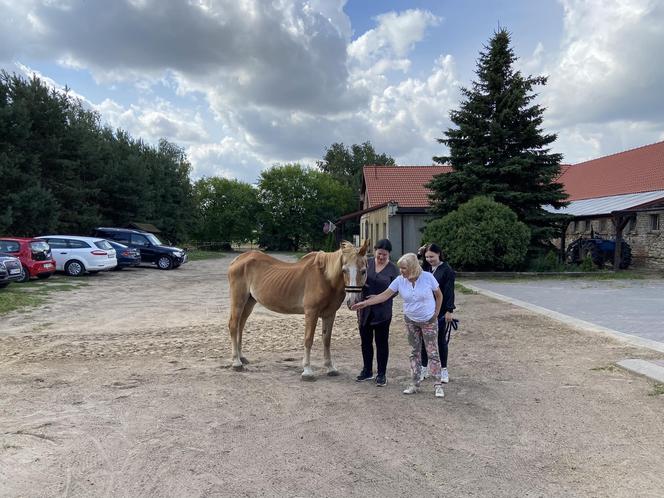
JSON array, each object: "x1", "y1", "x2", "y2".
[{"x1": 227, "y1": 240, "x2": 369, "y2": 380}]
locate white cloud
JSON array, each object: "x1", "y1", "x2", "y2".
[
  {"x1": 544, "y1": 0, "x2": 664, "y2": 126},
  {"x1": 95, "y1": 98, "x2": 210, "y2": 145}
]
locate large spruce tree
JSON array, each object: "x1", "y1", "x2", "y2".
[{"x1": 428, "y1": 29, "x2": 568, "y2": 244}]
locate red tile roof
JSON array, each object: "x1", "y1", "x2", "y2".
[
  {"x1": 559, "y1": 140, "x2": 664, "y2": 201},
  {"x1": 363, "y1": 165, "x2": 452, "y2": 208},
  {"x1": 363, "y1": 141, "x2": 664, "y2": 209}
]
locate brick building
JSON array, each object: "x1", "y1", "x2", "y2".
[{"x1": 546, "y1": 141, "x2": 664, "y2": 270}]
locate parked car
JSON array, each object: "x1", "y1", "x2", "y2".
[
  {"x1": 92, "y1": 227, "x2": 187, "y2": 270},
  {"x1": 0, "y1": 237, "x2": 56, "y2": 282},
  {"x1": 0, "y1": 253, "x2": 23, "y2": 288},
  {"x1": 35, "y1": 236, "x2": 117, "y2": 276},
  {"x1": 107, "y1": 240, "x2": 141, "y2": 269}
]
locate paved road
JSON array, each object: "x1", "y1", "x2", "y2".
[{"x1": 462, "y1": 278, "x2": 664, "y2": 345}]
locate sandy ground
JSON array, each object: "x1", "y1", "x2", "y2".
[{"x1": 1, "y1": 256, "x2": 663, "y2": 497}]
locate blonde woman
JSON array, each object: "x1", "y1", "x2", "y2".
[{"x1": 352, "y1": 253, "x2": 445, "y2": 397}]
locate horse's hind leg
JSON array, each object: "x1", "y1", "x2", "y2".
[
  {"x1": 321, "y1": 314, "x2": 338, "y2": 376},
  {"x1": 237, "y1": 297, "x2": 256, "y2": 365},
  {"x1": 228, "y1": 281, "x2": 251, "y2": 370}
]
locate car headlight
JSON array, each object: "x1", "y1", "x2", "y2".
[{"x1": 173, "y1": 251, "x2": 183, "y2": 257}]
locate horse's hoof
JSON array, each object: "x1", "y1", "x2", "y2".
[
  {"x1": 327, "y1": 370, "x2": 340, "y2": 377},
  {"x1": 301, "y1": 374, "x2": 316, "y2": 382},
  {"x1": 240, "y1": 357, "x2": 249, "y2": 365},
  {"x1": 232, "y1": 364, "x2": 244, "y2": 371}
]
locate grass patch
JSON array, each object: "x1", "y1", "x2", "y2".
[
  {"x1": 0, "y1": 277, "x2": 88, "y2": 315},
  {"x1": 186, "y1": 250, "x2": 230, "y2": 261},
  {"x1": 455, "y1": 283, "x2": 477, "y2": 295},
  {"x1": 649, "y1": 383, "x2": 664, "y2": 397}
]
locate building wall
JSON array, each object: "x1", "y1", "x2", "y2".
[
  {"x1": 360, "y1": 208, "x2": 389, "y2": 252},
  {"x1": 562, "y1": 209, "x2": 664, "y2": 270},
  {"x1": 382, "y1": 213, "x2": 428, "y2": 259},
  {"x1": 360, "y1": 210, "x2": 428, "y2": 258}
]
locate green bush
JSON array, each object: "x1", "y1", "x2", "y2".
[
  {"x1": 422, "y1": 196, "x2": 530, "y2": 271},
  {"x1": 580, "y1": 254, "x2": 596, "y2": 272},
  {"x1": 527, "y1": 250, "x2": 567, "y2": 272}
]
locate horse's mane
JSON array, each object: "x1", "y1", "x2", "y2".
[{"x1": 310, "y1": 246, "x2": 344, "y2": 284}]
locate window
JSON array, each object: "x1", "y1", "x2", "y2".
[
  {"x1": 113, "y1": 232, "x2": 131, "y2": 244},
  {"x1": 0, "y1": 240, "x2": 20, "y2": 253},
  {"x1": 650, "y1": 214, "x2": 660, "y2": 231},
  {"x1": 628, "y1": 217, "x2": 637, "y2": 233},
  {"x1": 572, "y1": 221, "x2": 578, "y2": 233},
  {"x1": 45, "y1": 238, "x2": 67, "y2": 249},
  {"x1": 132, "y1": 234, "x2": 150, "y2": 247},
  {"x1": 383, "y1": 223, "x2": 387, "y2": 239},
  {"x1": 584, "y1": 220, "x2": 592, "y2": 232},
  {"x1": 599, "y1": 218, "x2": 607, "y2": 232},
  {"x1": 94, "y1": 240, "x2": 113, "y2": 250},
  {"x1": 68, "y1": 239, "x2": 91, "y2": 249}
]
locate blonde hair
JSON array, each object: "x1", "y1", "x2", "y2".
[{"x1": 397, "y1": 253, "x2": 422, "y2": 279}]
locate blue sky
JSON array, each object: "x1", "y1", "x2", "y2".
[{"x1": 1, "y1": 0, "x2": 663, "y2": 183}]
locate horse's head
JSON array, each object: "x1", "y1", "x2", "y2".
[{"x1": 339, "y1": 239, "x2": 369, "y2": 308}]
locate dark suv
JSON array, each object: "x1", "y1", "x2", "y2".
[
  {"x1": 0, "y1": 253, "x2": 23, "y2": 288},
  {"x1": 92, "y1": 228, "x2": 187, "y2": 270}
]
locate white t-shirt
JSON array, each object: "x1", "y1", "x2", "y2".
[{"x1": 388, "y1": 271, "x2": 439, "y2": 322}]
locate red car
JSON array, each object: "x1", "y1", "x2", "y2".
[{"x1": 0, "y1": 237, "x2": 56, "y2": 282}]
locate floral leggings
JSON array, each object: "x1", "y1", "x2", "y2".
[{"x1": 404, "y1": 316, "x2": 441, "y2": 386}]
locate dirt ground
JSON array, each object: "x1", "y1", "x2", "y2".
[{"x1": 1, "y1": 256, "x2": 663, "y2": 497}]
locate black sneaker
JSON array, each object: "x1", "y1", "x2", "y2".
[
  {"x1": 355, "y1": 370, "x2": 374, "y2": 382},
  {"x1": 375, "y1": 375, "x2": 387, "y2": 387}
]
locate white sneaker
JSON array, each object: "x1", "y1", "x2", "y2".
[
  {"x1": 419, "y1": 366, "x2": 429, "y2": 382},
  {"x1": 440, "y1": 368, "x2": 449, "y2": 384},
  {"x1": 402, "y1": 384, "x2": 418, "y2": 395},
  {"x1": 434, "y1": 384, "x2": 445, "y2": 398}
]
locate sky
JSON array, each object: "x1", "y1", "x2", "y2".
[{"x1": 1, "y1": 0, "x2": 663, "y2": 183}]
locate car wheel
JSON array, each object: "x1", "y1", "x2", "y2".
[
  {"x1": 36, "y1": 273, "x2": 51, "y2": 280},
  {"x1": 17, "y1": 265, "x2": 30, "y2": 283},
  {"x1": 157, "y1": 256, "x2": 173, "y2": 270},
  {"x1": 65, "y1": 260, "x2": 85, "y2": 277}
]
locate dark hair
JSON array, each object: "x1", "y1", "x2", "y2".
[
  {"x1": 374, "y1": 239, "x2": 392, "y2": 252},
  {"x1": 425, "y1": 243, "x2": 446, "y2": 260}
]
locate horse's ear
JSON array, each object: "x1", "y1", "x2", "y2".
[
  {"x1": 358, "y1": 238, "x2": 370, "y2": 256},
  {"x1": 339, "y1": 240, "x2": 353, "y2": 251}
]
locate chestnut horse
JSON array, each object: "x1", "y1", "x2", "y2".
[{"x1": 227, "y1": 240, "x2": 369, "y2": 380}]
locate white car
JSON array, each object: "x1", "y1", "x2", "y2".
[{"x1": 36, "y1": 236, "x2": 117, "y2": 276}]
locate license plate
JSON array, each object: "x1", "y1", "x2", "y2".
[{"x1": 9, "y1": 268, "x2": 20, "y2": 274}]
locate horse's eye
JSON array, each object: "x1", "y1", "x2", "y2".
[
  {"x1": 361, "y1": 269, "x2": 366, "y2": 274},
  {"x1": 342, "y1": 268, "x2": 349, "y2": 273}
]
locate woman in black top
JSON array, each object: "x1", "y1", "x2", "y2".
[
  {"x1": 419, "y1": 243, "x2": 456, "y2": 384},
  {"x1": 356, "y1": 239, "x2": 399, "y2": 387}
]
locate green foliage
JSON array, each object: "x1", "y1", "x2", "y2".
[
  {"x1": 0, "y1": 71, "x2": 195, "y2": 242},
  {"x1": 257, "y1": 163, "x2": 354, "y2": 250},
  {"x1": 422, "y1": 196, "x2": 530, "y2": 270},
  {"x1": 317, "y1": 142, "x2": 394, "y2": 237},
  {"x1": 580, "y1": 255, "x2": 596, "y2": 272},
  {"x1": 428, "y1": 29, "x2": 569, "y2": 246},
  {"x1": 527, "y1": 250, "x2": 567, "y2": 272},
  {"x1": 193, "y1": 177, "x2": 260, "y2": 245}
]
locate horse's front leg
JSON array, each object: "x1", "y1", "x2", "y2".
[
  {"x1": 321, "y1": 314, "x2": 338, "y2": 376},
  {"x1": 301, "y1": 312, "x2": 318, "y2": 381}
]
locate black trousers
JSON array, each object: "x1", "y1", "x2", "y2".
[
  {"x1": 359, "y1": 320, "x2": 391, "y2": 376},
  {"x1": 421, "y1": 316, "x2": 449, "y2": 368}
]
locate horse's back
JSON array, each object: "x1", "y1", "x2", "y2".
[{"x1": 228, "y1": 250, "x2": 320, "y2": 313}]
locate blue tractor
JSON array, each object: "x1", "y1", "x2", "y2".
[{"x1": 566, "y1": 237, "x2": 632, "y2": 269}]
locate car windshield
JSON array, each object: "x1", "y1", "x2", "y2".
[
  {"x1": 30, "y1": 241, "x2": 50, "y2": 252},
  {"x1": 146, "y1": 233, "x2": 163, "y2": 246},
  {"x1": 94, "y1": 240, "x2": 113, "y2": 250},
  {"x1": 0, "y1": 240, "x2": 20, "y2": 252}
]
